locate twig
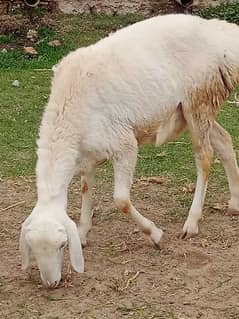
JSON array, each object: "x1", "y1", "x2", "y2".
[
  {"x1": 227, "y1": 92, "x2": 239, "y2": 105},
  {"x1": 108, "y1": 258, "x2": 132, "y2": 265},
  {"x1": 0, "y1": 201, "x2": 25, "y2": 212},
  {"x1": 33, "y1": 69, "x2": 52, "y2": 71},
  {"x1": 120, "y1": 271, "x2": 141, "y2": 291},
  {"x1": 167, "y1": 141, "x2": 189, "y2": 144},
  {"x1": 227, "y1": 101, "x2": 239, "y2": 105}
]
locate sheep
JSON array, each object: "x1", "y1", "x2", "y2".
[{"x1": 20, "y1": 13, "x2": 239, "y2": 288}]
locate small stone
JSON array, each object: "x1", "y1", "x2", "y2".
[
  {"x1": 23, "y1": 46, "x2": 38, "y2": 56},
  {"x1": 132, "y1": 228, "x2": 140, "y2": 234},
  {"x1": 12, "y1": 80, "x2": 20, "y2": 87},
  {"x1": 156, "y1": 151, "x2": 166, "y2": 157},
  {"x1": 181, "y1": 182, "x2": 195, "y2": 194},
  {"x1": 26, "y1": 29, "x2": 38, "y2": 42},
  {"x1": 48, "y1": 39, "x2": 61, "y2": 47},
  {"x1": 1, "y1": 48, "x2": 7, "y2": 53}
]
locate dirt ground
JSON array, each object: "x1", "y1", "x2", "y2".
[
  {"x1": 0, "y1": 13, "x2": 55, "y2": 50},
  {"x1": 0, "y1": 176, "x2": 239, "y2": 319}
]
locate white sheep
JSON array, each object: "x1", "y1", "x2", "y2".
[{"x1": 20, "y1": 14, "x2": 239, "y2": 288}]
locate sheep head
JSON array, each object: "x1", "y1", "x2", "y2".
[{"x1": 20, "y1": 213, "x2": 84, "y2": 288}]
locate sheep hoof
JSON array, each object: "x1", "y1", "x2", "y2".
[
  {"x1": 226, "y1": 208, "x2": 239, "y2": 216},
  {"x1": 150, "y1": 227, "x2": 163, "y2": 248},
  {"x1": 78, "y1": 228, "x2": 88, "y2": 247},
  {"x1": 180, "y1": 231, "x2": 197, "y2": 240},
  {"x1": 181, "y1": 220, "x2": 199, "y2": 240},
  {"x1": 81, "y1": 240, "x2": 87, "y2": 248},
  {"x1": 79, "y1": 236, "x2": 87, "y2": 248}
]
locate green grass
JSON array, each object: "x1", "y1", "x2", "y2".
[
  {"x1": 0, "y1": 14, "x2": 143, "y2": 70},
  {"x1": 0, "y1": 70, "x2": 51, "y2": 176},
  {"x1": 194, "y1": 1, "x2": 239, "y2": 24},
  {"x1": 0, "y1": 34, "x2": 16, "y2": 44}
]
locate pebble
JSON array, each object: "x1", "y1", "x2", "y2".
[
  {"x1": 12, "y1": 80, "x2": 20, "y2": 87},
  {"x1": 26, "y1": 29, "x2": 38, "y2": 42}
]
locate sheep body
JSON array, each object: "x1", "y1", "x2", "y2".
[
  {"x1": 20, "y1": 14, "x2": 239, "y2": 287},
  {"x1": 39, "y1": 14, "x2": 239, "y2": 182}
]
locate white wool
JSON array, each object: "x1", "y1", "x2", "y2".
[{"x1": 20, "y1": 14, "x2": 239, "y2": 288}]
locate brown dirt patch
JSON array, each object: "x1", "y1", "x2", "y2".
[
  {"x1": 0, "y1": 14, "x2": 55, "y2": 35},
  {"x1": 0, "y1": 14, "x2": 55, "y2": 50},
  {"x1": 0, "y1": 177, "x2": 239, "y2": 318}
]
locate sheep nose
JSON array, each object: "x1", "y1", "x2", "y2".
[
  {"x1": 45, "y1": 280, "x2": 59, "y2": 289},
  {"x1": 49, "y1": 280, "x2": 60, "y2": 288}
]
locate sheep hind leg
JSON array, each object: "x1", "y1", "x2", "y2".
[
  {"x1": 78, "y1": 168, "x2": 96, "y2": 247},
  {"x1": 181, "y1": 115, "x2": 213, "y2": 239},
  {"x1": 210, "y1": 121, "x2": 239, "y2": 215},
  {"x1": 113, "y1": 139, "x2": 163, "y2": 247}
]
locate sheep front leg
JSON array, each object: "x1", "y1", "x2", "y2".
[
  {"x1": 181, "y1": 118, "x2": 213, "y2": 239},
  {"x1": 210, "y1": 122, "x2": 239, "y2": 215},
  {"x1": 78, "y1": 169, "x2": 95, "y2": 247},
  {"x1": 113, "y1": 140, "x2": 163, "y2": 247}
]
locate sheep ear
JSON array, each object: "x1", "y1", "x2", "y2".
[
  {"x1": 19, "y1": 224, "x2": 30, "y2": 270},
  {"x1": 66, "y1": 220, "x2": 84, "y2": 273}
]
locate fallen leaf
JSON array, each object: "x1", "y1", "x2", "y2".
[
  {"x1": 138, "y1": 176, "x2": 167, "y2": 185},
  {"x1": 210, "y1": 203, "x2": 226, "y2": 212},
  {"x1": 48, "y1": 39, "x2": 61, "y2": 47},
  {"x1": 24, "y1": 46, "x2": 38, "y2": 56}
]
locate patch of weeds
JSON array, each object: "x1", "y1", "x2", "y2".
[
  {"x1": 194, "y1": 1, "x2": 239, "y2": 24},
  {"x1": 96, "y1": 162, "x2": 113, "y2": 182},
  {"x1": 92, "y1": 13, "x2": 143, "y2": 31},
  {"x1": 0, "y1": 34, "x2": 16, "y2": 44},
  {"x1": 38, "y1": 25, "x2": 55, "y2": 39},
  {"x1": 17, "y1": 304, "x2": 28, "y2": 317},
  {"x1": 178, "y1": 195, "x2": 192, "y2": 209},
  {"x1": 117, "y1": 304, "x2": 176, "y2": 318},
  {"x1": 45, "y1": 294, "x2": 56, "y2": 302},
  {"x1": 136, "y1": 137, "x2": 195, "y2": 182},
  {"x1": 17, "y1": 303, "x2": 41, "y2": 318},
  {"x1": 44, "y1": 294, "x2": 65, "y2": 302},
  {"x1": 0, "y1": 69, "x2": 51, "y2": 177},
  {"x1": 167, "y1": 207, "x2": 184, "y2": 217},
  {"x1": 95, "y1": 208, "x2": 120, "y2": 224}
]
